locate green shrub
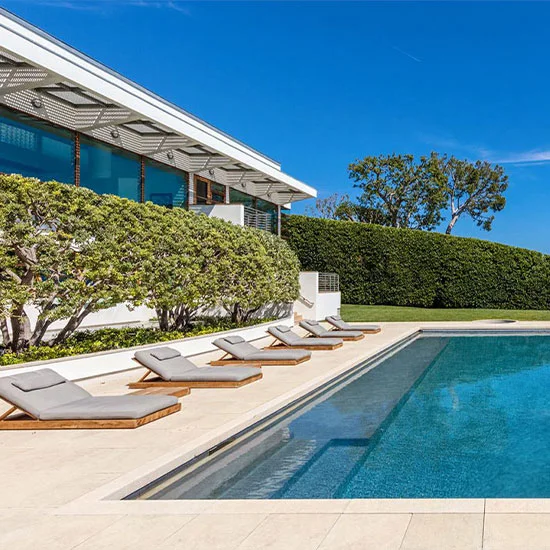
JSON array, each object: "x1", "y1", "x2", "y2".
[
  {"x1": 0, "y1": 317, "x2": 272, "y2": 366},
  {"x1": 282, "y1": 215, "x2": 550, "y2": 309}
]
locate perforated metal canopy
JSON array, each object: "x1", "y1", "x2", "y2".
[{"x1": 0, "y1": 9, "x2": 317, "y2": 205}]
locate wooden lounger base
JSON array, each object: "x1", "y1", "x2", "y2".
[
  {"x1": 267, "y1": 342, "x2": 343, "y2": 351},
  {"x1": 128, "y1": 373, "x2": 262, "y2": 390},
  {"x1": 210, "y1": 356, "x2": 309, "y2": 367},
  {"x1": 0, "y1": 403, "x2": 181, "y2": 430},
  {"x1": 360, "y1": 328, "x2": 381, "y2": 334},
  {"x1": 326, "y1": 334, "x2": 364, "y2": 341},
  {"x1": 209, "y1": 359, "x2": 262, "y2": 367}
]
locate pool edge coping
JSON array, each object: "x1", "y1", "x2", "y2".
[{"x1": 55, "y1": 324, "x2": 550, "y2": 517}]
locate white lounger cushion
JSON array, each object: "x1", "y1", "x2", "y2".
[
  {"x1": 300, "y1": 320, "x2": 362, "y2": 339},
  {"x1": 0, "y1": 369, "x2": 177, "y2": 420},
  {"x1": 213, "y1": 336, "x2": 311, "y2": 361},
  {"x1": 134, "y1": 348, "x2": 261, "y2": 381}
]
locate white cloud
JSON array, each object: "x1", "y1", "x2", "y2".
[
  {"x1": 392, "y1": 46, "x2": 422, "y2": 63},
  {"x1": 492, "y1": 151, "x2": 550, "y2": 165},
  {"x1": 4, "y1": 0, "x2": 191, "y2": 14}
]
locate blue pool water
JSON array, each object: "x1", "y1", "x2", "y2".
[{"x1": 143, "y1": 335, "x2": 550, "y2": 499}]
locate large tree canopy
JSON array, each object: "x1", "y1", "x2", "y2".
[
  {"x1": 348, "y1": 153, "x2": 446, "y2": 231},
  {"x1": 309, "y1": 153, "x2": 509, "y2": 235},
  {"x1": 437, "y1": 155, "x2": 508, "y2": 234}
]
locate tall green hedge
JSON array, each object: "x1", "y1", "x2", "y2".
[{"x1": 282, "y1": 215, "x2": 550, "y2": 309}]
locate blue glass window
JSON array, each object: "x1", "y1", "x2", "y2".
[
  {"x1": 0, "y1": 107, "x2": 74, "y2": 184},
  {"x1": 229, "y1": 187, "x2": 255, "y2": 208},
  {"x1": 145, "y1": 159, "x2": 187, "y2": 208},
  {"x1": 80, "y1": 136, "x2": 140, "y2": 201}
]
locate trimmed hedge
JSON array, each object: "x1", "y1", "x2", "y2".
[{"x1": 282, "y1": 215, "x2": 550, "y2": 309}]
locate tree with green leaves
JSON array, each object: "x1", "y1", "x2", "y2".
[
  {"x1": 1, "y1": 174, "x2": 301, "y2": 352},
  {"x1": 306, "y1": 192, "x2": 389, "y2": 225},
  {"x1": 348, "y1": 153, "x2": 447, "y2": 230},
  {"x1": 141, "y1": 206, "x2": 233, "y2": 331},
  {"x1": 437, "y1": 155, "x2": 508, "y2": 234},
  {"x1": 0, "y1": 174, "x2": 148, "y2": 352},
  {"x1": 218, "y1": 225, "x2": 300, "y2": 323}
]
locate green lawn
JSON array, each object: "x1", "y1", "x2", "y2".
[{"x1": 341, "y1": 304, "x2": 550, "y2": 322}]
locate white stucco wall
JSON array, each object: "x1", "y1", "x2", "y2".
[
  {"x1": 294, "y1": 272, "x2": 341, "y2": 321},
  {"x1": 0, "y1": 315, "x2": 293, "y2": 381}
]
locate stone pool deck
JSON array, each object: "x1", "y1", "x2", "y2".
[{"x1": 2, "y1": 321, "x2": 550, "y2": 549}]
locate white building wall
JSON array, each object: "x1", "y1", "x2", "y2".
[{"x1": 294, "y1": 271, "x2": 341, "y2": 321}]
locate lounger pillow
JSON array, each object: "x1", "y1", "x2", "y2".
[
  {"x1": 277, "y1": 326, "x2": 292, "y2": 333},
  {"x1": 11, "y1": 369, "x2": 66, "y2": 392},
  {"x1": 150, "y1": 347, "x2": 181, "y2": 361},
  {"x1": 225, "y1": 335, "x2": 245, "y2": 344}
]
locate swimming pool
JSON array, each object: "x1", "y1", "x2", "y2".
[{"x1": 136, "y1": 333, "x2": 550, "y2": 499}]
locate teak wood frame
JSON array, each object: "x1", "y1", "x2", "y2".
[
  {"x1": 0, "y1": 398, "x2": 181, "y2": 430},
  {"x1": 266, "y1": 338, "x2": 343, "y2": 351},
  {"x1": 304, "y1": 331, "x2": 364, "y2": 342},
  {"x1": 329, "y1": 326, "x2": 381, "y2": 335},
  {"x1": 210, "y1": 353, "x2": 310, "y2": 367},
  {"x1": 129, "y1": 363, "x2": 263, "y2": 389}
]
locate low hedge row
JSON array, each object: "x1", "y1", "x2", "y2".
[
  {"x1": 282, "y1": 215, "x2": 550, "y2": 309},
  {"x1": 0, "y1": 317, "x2": 272, "y2": 367}
]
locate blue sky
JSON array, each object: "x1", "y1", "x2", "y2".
[{"x1": 4, "y1": 1, "x2": 550, "y2": 252}]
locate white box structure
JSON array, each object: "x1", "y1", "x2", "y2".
[{"x1": 294, "y1": 271, "x2": 341, "y2": 322}]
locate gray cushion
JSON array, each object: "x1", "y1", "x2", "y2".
[
  {"x1": 300, "y1": 320, "x2": 326, "y2": 337},
  {"x1": 40, "y1": 395, "x2": 177, "y2": 420},
  {"x1": 326, "y1": 316, "x2": 347, "y2": 329},
  {"x1": 213, "y1": 337, "x2": 260, "y2": 360},
  {"x1": 326, "y1": 316, "x2": 380, "y2": 332},
  {"x1": 354, "y1": 324, "x2": 381, "y2": 331},
  {"x1": 325, "y1": 330, "x2": 363, "y2": 338},
  {"x1": 245, "y1": 349, "x2": 311, "y2": 361},
  {"x1": 0, "y1": 369, "x2": 91, "y2": 419},
  {"x1": 267, "y1": 326, "x2": 301, "y2": 345},
  {"x1": 225, "y1": 335, "x2": 245, "y2": 344},
  {"x1": 134, "y1": 351, "x2": 197, "y2": 381},
  {"x1": 11, "y1": 369, "x2": 66, "y2": 392},
  {"x1": 296, "y1": 337, "x2": 343, "y2": 347},
  {"x1": 150, "y1": 347, "x2": 181, "y2": 361},
  {"x1": 171, "y1": 366, "x2": 261, "y2": 382}
]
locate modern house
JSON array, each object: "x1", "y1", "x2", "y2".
[{"x1": 0, "y1": 9, "x2": 316, "y2": 235}]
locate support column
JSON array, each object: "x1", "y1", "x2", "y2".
[
  {"x1": 277, "y1": 205, "x2": 282, "y2": 236},
  {"x1": 74, "y1": 131, "x2": 80, "y2": 187},
  {"x1": 225, "y1": 184, "x2": 230, "y2": 204},
  {"x1": 188, "y1": 173, "x2": 195, "y2": 205},
  {"x1": 140, "y1": 157, "x2": 145, "y2": 202}
]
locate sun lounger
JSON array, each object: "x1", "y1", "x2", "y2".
[
  {"x1": 299, "y1": 319, "x2": 364, "y2": 341},
  {"x1": 325, "y1": 315, "x2": 381, "y2": 334},
  {"x1": 130, "y1": 347, "x2": 262, "y2": 389},
  {"x1": 0, "y1": 369, "x2": 180, "y2": 430},
  {"x1": 211, "y1": 335, "x2": 311, "y2": 366},
  {"x1": 267, "y1": 325, "x2": 343, "y2": 351}
]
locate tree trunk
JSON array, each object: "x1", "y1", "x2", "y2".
[
  {"x1": 29, "y1": 318, "x2": 53, "y2": 347},
  {"x1": 157, "y1": 308, "x2": 170, "y2": 331},
  {"x1": 0, "y1": 318, "x2": 10, "y2": 348},
  {"x1": 10, "y1": 307, "x2": 31, "y2": 352},
  {"x1": 231, "y1": 304, "x2": 244, "y2": 324},
  {"x1": 53, "y1": 304, "x2": 94, "y2": 344},
  {"x1": 445, "y1": 215, "x2": 459, "y2": 234}
]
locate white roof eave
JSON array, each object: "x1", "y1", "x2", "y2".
[{"x1": 0, "y1": 9, "x2": 317, "y2": 200}]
